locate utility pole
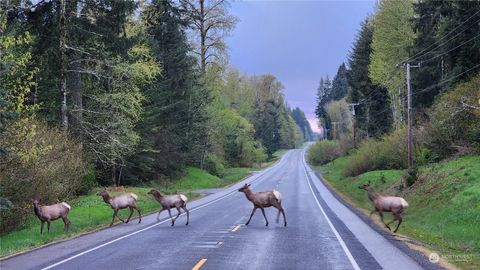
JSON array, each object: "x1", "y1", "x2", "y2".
[
  {"x1": 399, "y1": 62, "x2": 420, "y2": 169},
  {"x1": 331, "y1": 122, "x2": 338, "y2": 140},
  {"x1": 348, "y1": 103, "x2": 359, "y2": 148}
]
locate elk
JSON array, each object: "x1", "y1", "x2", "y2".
[
  {"x1": 33, "y1": 199, "x2": 71, "y2": 234},
  {"x1": 238, "y1": 183, "x2": 287, "y2": 227},
  {"x1": 97, "y1": 188, "x2": 142, "y2": 226},
  {"x1": 147, "y1": 189, "x2": 189, "y2": 226},
  {"x1": 359, "y1": 181, "x2": 409, "y2": 233}
]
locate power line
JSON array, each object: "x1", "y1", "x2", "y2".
[
  {"x1": 407, "y1": 16, "x2": 480, "y2": 63},
  {"x1": 400, "y1": 9, "x2": 480, "y2": 64},
  {"x1": 413, "y1": 62, "x2": 480, "y2": 97},
  {"x1": 417, "y1": 31, "x2": 480, "y2": 65}
]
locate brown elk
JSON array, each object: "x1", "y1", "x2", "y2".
[
  {"x1": 147, "y1": 189, "x2": 189, "y2": 226},
  {"x1": 33, "y1": 199, "x2": 71, "y2": 234},
  {"x1": 238, "y1": 183, "x2": 287, "y2": 227},
  {"x1": 97, "y1": 188, "x2": 142, "y2": 226},
  {"x1": 359, "y1": 181, "x2": 409, "y2": 233}
]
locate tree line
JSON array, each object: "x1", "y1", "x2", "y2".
[
  {"x1": 315, "y1": 0, "x2": 480, "y2": 147},
  {"x1": 0, "y1": 0, "x2": 310, "y2": 231}
]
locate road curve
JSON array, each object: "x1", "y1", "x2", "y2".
[{"x1": 1, "y1": 149, "x2": 440, "y2": 270}]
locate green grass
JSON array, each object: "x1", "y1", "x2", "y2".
[
  {"x1": 313, "y1": 155, "x2": 480, "y2": 269},
  {"x1": 0, "y1": 187, "x2": 160, "y2": 258},
  {"x1": 0, "y1": 149, "x2": 289, "y2": 258}
]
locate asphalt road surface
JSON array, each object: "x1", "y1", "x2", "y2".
[{"x1": 1, "y1": 149, "x2": 441, "y2": 270}]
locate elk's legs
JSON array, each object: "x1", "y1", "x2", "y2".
[
  {"x1": 40, "y1": 221, "x2": 45, "y2": 234},
  {"x1": 246, "y1": 206, "x2": 257, "y2": 225},
  {"x1": 62, "y1": 217, "x2": 70, "y2": 233},
  {"x1": 157, "y1": 208, "x2": 165, "y2": 221},
  {"x1": 260, "y1": 207, "x2": 269, "y2": 226},
  {"x1": 172, "y1": 207, "x2": 181, "y2": 225},
  {"x1": 167, "y1": 208, "x2": 175, "y2": 226},
  {"x1": 125, "y1": 206, "x2": 134, "y2": 223},
  {"x1": 378, "y1": 211, "x2": 391, "y2": 231},
  {"x1": 182, "y1": 206, "x2": 189, "y2": 226},
  {"x1": 136, "y1": 207, "x2": 142, "y2": 224}
]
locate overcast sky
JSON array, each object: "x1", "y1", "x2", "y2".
[{"x1": 226, "y1": 0, "x2": 376, "y2": 132}]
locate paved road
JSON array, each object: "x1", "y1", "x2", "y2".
[{"x1": 1, "y1": 149, "x2": 439, "y2": 270}]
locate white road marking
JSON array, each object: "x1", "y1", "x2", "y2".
[
  {"x1": 41, "y1": 152, "x2": 289, "y2": 270},
  {"x1": 302, "y1": 152, "x2": 361, "y2": 270}
]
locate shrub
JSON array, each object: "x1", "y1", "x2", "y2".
[
  {"x1": 343, "y1": 127, "x2": 413, "y2": 176},
  {"x1": 308, "y1": 140, "x2": 340, "y2": 165},
  {"x1": 427, "y1": 73, "x2": 480, "y2": 159},
  {"x1": 0, "y1": 117, "x2": 87, "y2": 233},
  {"x1": 204, "y1": 153, "x2": 225, "y2": 177}
]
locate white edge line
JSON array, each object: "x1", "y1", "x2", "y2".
[
  {"x1": 41, "y1": 151, "x2": 289, "y2": 270},
  {"x1": 302, "y1": 151, "x2": 361, "y2": 270}
]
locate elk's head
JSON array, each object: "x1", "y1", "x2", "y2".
[
  {"x1": 238, "y1": 183, "x2": 251, "y2": 193},
  {"x1": 97, "y1": 188, "x2": 108, "y2": 197},
  {"x1": 147, "y1": 189, "x2": 158, "y2": 196}
]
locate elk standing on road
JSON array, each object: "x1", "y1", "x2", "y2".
[
  {"x1": 238, "y1": 183, "x2": 287, "y2": 227},
  {"x1": 97, "y1": 188, "x2": 142, "y2": 226},
  {"x1": 147, "y1": 189, "x2": 189, "y2": 226},
  {"x1": 359, "y1": 181, "x2": 408, "y2": 233},
  {"x1": 33, "y1": 199, "x2": 71, "y2": 234}
]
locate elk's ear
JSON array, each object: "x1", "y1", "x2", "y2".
[{"x1": 247, "y1": 183, "x2": 251, "y2": 187}]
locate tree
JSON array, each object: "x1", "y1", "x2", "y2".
[
  {"x1": 128, "y1": 0, "x2": 209, "y2": 181},
  {"x1": 331, "y1": 63, "x2": 349, "y2": 101},
  {"x1": 412, "y1": 0, "x2": 480, "y2": 109},
  {"x1": 291, "y1": 107, "x2": 314, "y2": 141},
  {"x1": 315, "y1": 76, "x2": 332, "y2": 139},
  {"x1": 180, "y1": 0, "x2": 237, "y2": 73},
  {"x1": 347, "y1": 18, "x2": 391, "y2": 138},
  {"x1": 369, "y1": 0, "x2": 415, "y2": 126}
]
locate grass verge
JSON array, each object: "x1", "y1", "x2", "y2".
[
  {"x1": 312, "y1": 155, "x2": 480, "y2": 269},
  {"x1": 0, "y1": 149, "x2": 288, "y2": 258}
]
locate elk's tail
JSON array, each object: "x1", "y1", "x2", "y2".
[
  {"x1": 61, "y1": 202, "x2": 72, "y2": 210},
  {"x1": 400, "y1": 198, "x2": 409, "y2": 208},
  {"x1": 130, "y1": 193, "x2": 138, "y2": 200},
  {"x1": 273, "y1": 190, "x2": 282, "y2": 203},
  {"x1": 180, "y1": 194, "x2": 188, "y2": 205}
]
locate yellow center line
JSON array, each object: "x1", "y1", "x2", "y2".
[
  {"x1": 192, "y1": 258, "x2": 207, "y2": 270},
  {"x1": 231, "y1": 225, "x2": 241, "y2": 232}
]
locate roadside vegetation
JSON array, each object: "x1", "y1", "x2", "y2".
[
  {"x1": 0, "y1": 0, "x2": 311, "y2": 250},
  {"x1": 313, "y1": 156, "x2": 480, "y2": 269},
  {"x1": 0, "y1": 149, "x2": 286, "y2": 258},
  {"x1": 309, "y1": 1, "x2": 480, "y2": 268}
]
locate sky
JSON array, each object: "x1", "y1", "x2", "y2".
[{"x1": 226, "y1": 0, "x2": 376, "y2": 133}]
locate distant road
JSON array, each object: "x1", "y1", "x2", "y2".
[{"x1": 1, "y1": 149, "x2": 440, "y2": 270}]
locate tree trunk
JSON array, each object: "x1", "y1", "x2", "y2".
[
  {"x1": 59, "y1": 0, "x2": 68, "y2": 128},
  {"x1": 70, "y1": 59, "x2": 82, "y2": 136},
  {"x1": 199, "y1": 0, "x2": 206, "y2": 74}
]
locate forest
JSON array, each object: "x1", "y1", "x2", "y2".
[{"x1": 0, "y1": 0, "x2": 313, "y2": 233}]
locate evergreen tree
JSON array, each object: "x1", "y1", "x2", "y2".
[
  {"x1": 315, "y1": 76, "x2": 332, "y2": 139},
  {"x1": 130, "y1": 0, "x2": 209, "y2": 180},
  {"x1": 291, "y1": 107, "x2": 314, "y2": 141},
  {"x1": 412, "y1": 0, "x2": 480, "y2": 109},
  {"x1": 347, "y1": 18, "x2": 391, "y2": 138},
  {"x1": 331, "y1": 63, "x2": 349, "y2": 101}
]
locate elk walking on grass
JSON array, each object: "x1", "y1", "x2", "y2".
[
  {"x1": 97, "y1": 188, "x2": 142, "y2": 226},
  {"x1": 33, "y1": 199, "x2": 71, "y2": 234},
  {"x1": 238, "y1": 183, "x2": 287, "y2": 227},
  {"x1": 147, "y1": 189, "x2": 189, "y2": 226},
  {"x1": 359, "y1": 181, "x2": 408, "y2": 233}
]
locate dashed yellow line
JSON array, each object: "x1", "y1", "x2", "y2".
[
  {"x1": 231, "y1": 225, "x2": 241, "y2": 232},
  {"x1": 192, "y1": 258, "x2": 207, "y2": 270}
]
